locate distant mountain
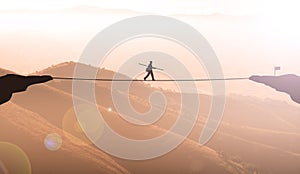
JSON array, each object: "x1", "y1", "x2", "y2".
[
  {"x1": 62, "y1": 5, "x2": 140, "y2": 15},
  {"x1": 171, "y1": 13, "x2": 253, "y2": 21},
  {"x1": 250, "y1": 74, "x2": 300, "y2": 104},
  {"x1": 0, "y1": 5, "x2": 139, "y2": 15}
]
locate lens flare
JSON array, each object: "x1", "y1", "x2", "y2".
[
  {"x1": 44, "y1": 133, "x2": 62, "y2": 151},
  {"x1": 0, "y1": 142, "x2": 31, "y2": 174}
]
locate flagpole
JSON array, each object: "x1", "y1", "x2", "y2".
[{"x1": 274, "y1": 66, "x2": 280, "y2": 76}]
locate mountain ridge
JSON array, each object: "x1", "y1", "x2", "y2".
[{"x1": 1, "y1": 62, "x2": 300, "y2": 173}]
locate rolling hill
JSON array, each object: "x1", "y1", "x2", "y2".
[
  {"x1": 36, "y1": 62, "x2": 300, "y2": 174},
  {"x1": 0, "y1": 102, "x2": 129, "y2": 174},
  {"x1": 2, "y1": 62, "x2": 300, "y2": 173},
  {"x1": 3, "y1": 63, "x2": 252, "y2": 173}
]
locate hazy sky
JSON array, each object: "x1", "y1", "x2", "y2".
[
  {"x1": 0, "y1": 0, "x2": 299, "y2": 73},
  {"x1": 0, "y1": 0, "x2": 261, "y2": 15},
  {"x1": 0, "y1": 0, "x2": 299, "y2": 16},
  {"x1": 0, "y1": 0, "x2": 299, "y2": 101}
]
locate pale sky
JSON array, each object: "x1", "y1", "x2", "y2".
[
  {"x1": 0, "y1": 0, "x2": 299, "y2": 73},
  {"x1": 0, "y1": 0, "x2": 299, "y2": 16},
  {"x1": 0, "y1": 0, "x2": 299, "y2": 101},
  {"x1": 0, "y1": 0, "x2": 273, "y2": 15}
]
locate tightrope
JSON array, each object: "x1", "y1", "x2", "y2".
[{"x1": 52, "y1": 77, "x2": 249, "y2": 82}]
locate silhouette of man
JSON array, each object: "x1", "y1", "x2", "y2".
[
  {"x1": 0, "y1": 74, "x2": 53, "y2": 105},
  {"x1": 144, "y1": 61, "x2": 155, "y2": 81}
]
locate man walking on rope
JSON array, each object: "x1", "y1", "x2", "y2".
[{"x1": 144, "y1": 61, "x2": 155, "y2": 81}]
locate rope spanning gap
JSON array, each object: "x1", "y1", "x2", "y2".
[{"x1": 52, "y1": 76, "x2": 249, "y2": 82}]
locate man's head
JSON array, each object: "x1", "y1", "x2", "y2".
[{"x1": 150, "y1": 61, "x2": 152, "y2": 64}]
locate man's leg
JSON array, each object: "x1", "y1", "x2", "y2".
[
  {"x1": 151, "y1": 71, "x2": 155, "y2": 81},
  {"x1": 144, "y1": 72, "x2": 150, "y2": 80}
]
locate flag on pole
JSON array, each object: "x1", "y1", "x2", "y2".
[{"x1": 274, "y1": 66, "x2": 281, "y2": 76}]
